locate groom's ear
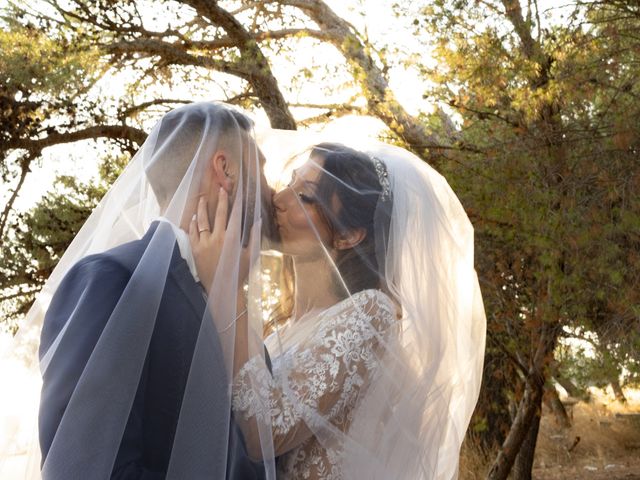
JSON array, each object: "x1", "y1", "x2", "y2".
[
  {"x1": 211, "y1": 151, "x2": 233, "y2": 193},
  {"x1": 333, "y1": 228, "x2": 367, "y2": 251}
]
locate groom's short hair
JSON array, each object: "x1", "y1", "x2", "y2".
[{"x1": 144, "y1": 102, "x2": 253, "y2": 206}]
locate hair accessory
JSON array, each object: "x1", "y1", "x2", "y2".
[{"x1": 372, "y1": 156, "x2": 391, "y2": 201}]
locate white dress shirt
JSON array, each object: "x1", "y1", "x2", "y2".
[{"x1": 157, "y1": 217, "x2": 200, "y2": 282}]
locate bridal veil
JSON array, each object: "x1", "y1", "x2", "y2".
[
  {"x1": 0, "y1": 101, "x2": 277, "y2": 478},
  {"x1": 0, "y1": 102, "x2": 485, "y2": 479},
  {"x1": 242, "y1": 137, "x2": 487, "y2": 479}
]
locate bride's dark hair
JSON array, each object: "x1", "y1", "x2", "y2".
[
  {"x1": 312, "y1": 143, "x2": 392, "y2": 294},
  {"x1": 266, "y1": 143, "x2": 392, "y2": 333}
]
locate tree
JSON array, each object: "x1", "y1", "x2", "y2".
[
  {"x1": 1, "y1": 155, "x2": 127, "y2": 332},
  {"x1": 0, "y1": 14, "x2": 147, "y2": 239},
  {"x1": 2, "y1": 0, "x2": 443, "y2": 319},
  {"x1": 408, "y1": 1, "x2": 640, "y2": 478}
]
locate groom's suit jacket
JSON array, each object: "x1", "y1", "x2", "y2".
[{"x1": 39, "y1": 223, "x2": 266, "y2": 480}]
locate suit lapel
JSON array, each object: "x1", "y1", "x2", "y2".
[
  {"x1": 142, "y1": 220, "x2": 204, "y2": 320},
  {"x1": 160, "y1": 227, "x2": 274, "y2": 373}
]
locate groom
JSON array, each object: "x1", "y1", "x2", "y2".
[{"x1": 38, "y1": 103, "x2": 276, "y2": 479}]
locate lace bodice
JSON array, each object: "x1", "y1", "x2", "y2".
[{"x1": 232, "y1": 289, "x2": 396, "y2": 479}]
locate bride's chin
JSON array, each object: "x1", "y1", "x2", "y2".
[
  {"x1": 271, "y1": 241, "x2": 303, "y2": 258},
  {"x1": 271, "y1": 242, "x2": 292, "y2": 255},
  {"x1": 261, "y1": 235, "x2": 288, "y2": 254},
  {"x1": 268, "y1": 244, "x2": 286, "y2": 254}
]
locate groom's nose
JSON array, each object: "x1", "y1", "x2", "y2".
[
  {"x1": 273, "y1": 189, "x2": 286, "y2": 212},
  {"x1": 265, "y1": 186, "x2": 276, "y2": 211},
  {"x1": 261, "y1": 186, "x2": 280, "y2": 245}
]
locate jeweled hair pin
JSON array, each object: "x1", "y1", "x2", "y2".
[{"x1": 372, "y1": 156, "x2": 391, "y2": 201}]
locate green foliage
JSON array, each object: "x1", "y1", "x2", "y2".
[
  {"x1": 0, "y1": 16, "x2": 101, "y2": 155},
  {"x1": 0, "y1": 155, "x2": 128, "y2": 332},
  {"x1": 0, "y1": 24, "x2": 98, "y2": 97},
  {"x1": 410, "y1": 0, "x2": 640, "y2": 451},
  {"x1": 0, "y1": 11, "x2": 105, "y2": 241},
  {"x1": 557, "y1": 329, "x2": 640, "y2": 393}
]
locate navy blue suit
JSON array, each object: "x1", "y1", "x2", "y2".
[{"x1": 39, "y1": 223, "x2": 265, "y2": 479}]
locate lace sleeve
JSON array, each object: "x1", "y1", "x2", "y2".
[{"x1": 232, "y1": 289, "x2": 396, "y2": 458}]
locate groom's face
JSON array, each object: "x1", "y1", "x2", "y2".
[
  {"x1": 239, "y1": 139, "x2": 279, "y2": 246},
  {"x1": 206, "y1": 133, "x2": 278, "y2": 246}
]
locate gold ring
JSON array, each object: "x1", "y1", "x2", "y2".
[{"x1": 198, "y1": 227, "x2": 209, "y2": 233}]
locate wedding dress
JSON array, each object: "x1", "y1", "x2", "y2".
[{"x1": 233, "y1": 289, "x2": 396, "y2": 479}]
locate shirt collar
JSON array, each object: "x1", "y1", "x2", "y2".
[{"x1": 157, "y1": 217, "x2": 200, "y2": 282}]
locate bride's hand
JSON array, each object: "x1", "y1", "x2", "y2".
[{"x1": 189, "y1": 189, "x2": 229, "y2": 294}]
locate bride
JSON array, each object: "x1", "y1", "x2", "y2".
[{"x1": 191, "y1": 142, "x2": 486, "y2": 479}]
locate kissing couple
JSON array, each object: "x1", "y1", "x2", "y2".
[{"x1": 3, "y1": 102, "x2": 486, "y2": 479}]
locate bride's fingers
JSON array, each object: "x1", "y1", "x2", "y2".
[
  {"x1": 212, "y1": 187, "x2": 228, "y2": 238},
  {"x1": 196, "y1": 195, "x2": 210, "y2": 235},
  {"x1": 189, "y1": 214, "x2": 198, "y2": 245}
]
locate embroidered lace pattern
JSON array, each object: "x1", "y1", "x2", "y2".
[{"x1": 232, "y1": 289, "x2": 396, "y2": 479}]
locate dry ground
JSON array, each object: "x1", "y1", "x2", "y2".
[{"x1": 460, "y1": 388, "x2": 640, "y2": 480}]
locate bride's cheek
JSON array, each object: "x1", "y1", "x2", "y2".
[{"x1": 287, "y1": 207, "x2": 312, "y2": 232}]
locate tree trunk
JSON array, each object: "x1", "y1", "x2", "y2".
[
  {"x1": 611, "y1": 377, "x2": 627, "y2": 403},
  {"x1": 543, "y1": 386, "x2": 571, "y2": 428},
  {"x1": 486, "y1": 373, "x2": 544, "y2": 480},
  {"x1": 553, "y1": 373, "x2": 583, "y2": 399},
  {"x1": 184, "y1": 0, "x2": 297, "y2": 130},
  {"x1": 513, "y1": 399, "x2": 542, "y2": 480},
  {"x1": 487, "y1": 319, "x2": 559, "y2": 480},
  {"x1": 471, "y1": 349, "x2": 516, "y2": 451},
  {"x1": 248, "y1": 73, "x2": 298, "y2": 130}
]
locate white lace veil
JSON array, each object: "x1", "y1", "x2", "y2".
[{"x1": 0, "y1": 101, "x2": 278, "y2": 478}]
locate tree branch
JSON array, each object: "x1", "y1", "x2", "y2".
[
  {"x1": 0, "y1": 155, "x2": 31, "y2": 242},
  {"x1": 118, "y1": 99, "x2": 194, "y2": 119},
  {"x1": 6, "y1": 125, "x2": 147, "y2": 152},
  {"x1": 179, "y1": 0, "x2": 297, "y2": 129},
  {"x1": 169, "y1": 28, "x2": 332, "y2": 51},
  {"x1": 488, "y1": 331, "x2": 529, "y2": 377},
  {"x1": 293, "y1": 103, "x2": 368, "y2": 126},
  {"x1": 107, "y1": 39, "x2": 253, "y2": 78},
  {"x1": 501, "y1": 0, "x2": 538, "y2": 59},
  {"x1": 280, "y1": 0, "x2": 451, "y2": 167}
]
